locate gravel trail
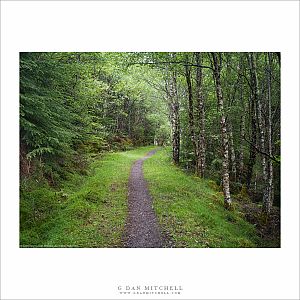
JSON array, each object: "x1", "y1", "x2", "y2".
[{"x1": 124, "y1": 149, "x2": 163, "y2": 248}]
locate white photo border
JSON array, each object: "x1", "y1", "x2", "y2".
[{"x1": 1, "y1": 1, "x2": 299, "y2": 299}]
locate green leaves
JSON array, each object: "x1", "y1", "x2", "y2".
[
  {"x1": 26, "y1": 147, "x2": 54, "y2": 160},
  {"x1": 20, "y1": 52, "x2": 170, "y2": 182}
]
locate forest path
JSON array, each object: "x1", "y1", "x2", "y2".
[{"x1": 124, "y1": 149, "x2": 163, "y2": 248}]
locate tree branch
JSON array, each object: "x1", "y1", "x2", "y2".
[
  {"x1": 128, "y1": 60, "x2": 214, "y2": 70},
  {"x1": 243, "y1": 135, "x2": 280, "y2": 163}
]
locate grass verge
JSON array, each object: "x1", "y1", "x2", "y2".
[{"x1": 143, "y1": 147, "x2": 264, "y2": 247}]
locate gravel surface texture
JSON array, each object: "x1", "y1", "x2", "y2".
[{"x1": 124, "y1": 149, "x2": 163, "y2": 248}]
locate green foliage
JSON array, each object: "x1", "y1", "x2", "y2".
[
  {"x1": 20, "y1": 52, "x2": 169, "y2": 183},
  {"x1": 20, "y1": 53, "x2": 77, "y2": 159}
]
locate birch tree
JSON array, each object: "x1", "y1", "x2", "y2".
[
  {"x1": 195, "y1": 52, "x2": 206, "y2": 177},
  {"x1": 167, "y1": 69, "x2": 180, "y2": 165},
  {"x1": 211, "y1": 52, "x2": 232, "y2": 209},
  {"x1": 262, "y1": 52, "x2": 274, "y2": 216}
]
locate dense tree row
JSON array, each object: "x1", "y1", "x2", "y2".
[
  {"x1": 20, "y1": 52, "x2": 280, "y2": 218},
  {"x1": 140, "y1": 52, "x2": 280, "y2": 216}
]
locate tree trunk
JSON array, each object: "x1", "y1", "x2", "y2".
[
  {"x1": 169, "y1": 70, "x2": 180, "y2": 165},
  {"x1": 185, "y1": 58, "x2": 197, "y2": 172},
  {"x1": 248, "y1": 53, "x2": 269, "y2": 214},
  {"x1": 238, "y1": 113, "x2": 245, "y2": 183},
  {"x1": 228, "y1": 121, "x2": 237, "y2": 181},
  {"x1": 250, "y1": 53, "x2": 267, "y2": 181},
  {"x1": 237, "y1": 61, "x2": 245, "y2": 183},
  {"x1": 262, "y1": 53, "x2": 274, "y2": 215},
  {"x1": 246, "y1": 53, "x2": 260, "y2": 190},
  {"x1": 211, "y1": 53, "x2": 232, "y2": 209},
  {"x1": 195, "y1": 52, "x2": 206, "y2": 178},
  {"x1": 246, "y1": 91, "x2": 257, "y2": 189}
]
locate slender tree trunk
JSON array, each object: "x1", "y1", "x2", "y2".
[
  {"x1": 237, "y1": 63, "x2": 245, "y2": 183},
  {"x1": 250, "y1": 53, "x2": 267, "y2": 180},
  {"x1": 211, "y1": 53, "x2": 232, "y2": 209},
  {"x1": 248, "y1": 53, "x2": 269, "y2": 215},
  {"x1": 185, "y1": 58, "x2": 197, "y2": 172},
  {"x1": 169, "y1": 70, "x2": 180, "y2": 165},
  {"x1": 228, "y1": 121, "x2": 237, "y2": 181},
  {"x1": 246, "y1": 53, "x2": 260, "y2": 190},
  {"x1": 263, "y1": 53, "x2": 274, "y2": 215},
  {"x1": 238, "y1": 114, "x2": 245, "y2": 182},
  {"x1": 195, "y1": 52, "x2": 206, "y2": 177},
  {"x1": 246, "y1": 92, "x2": 257, "y2": 189}
]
